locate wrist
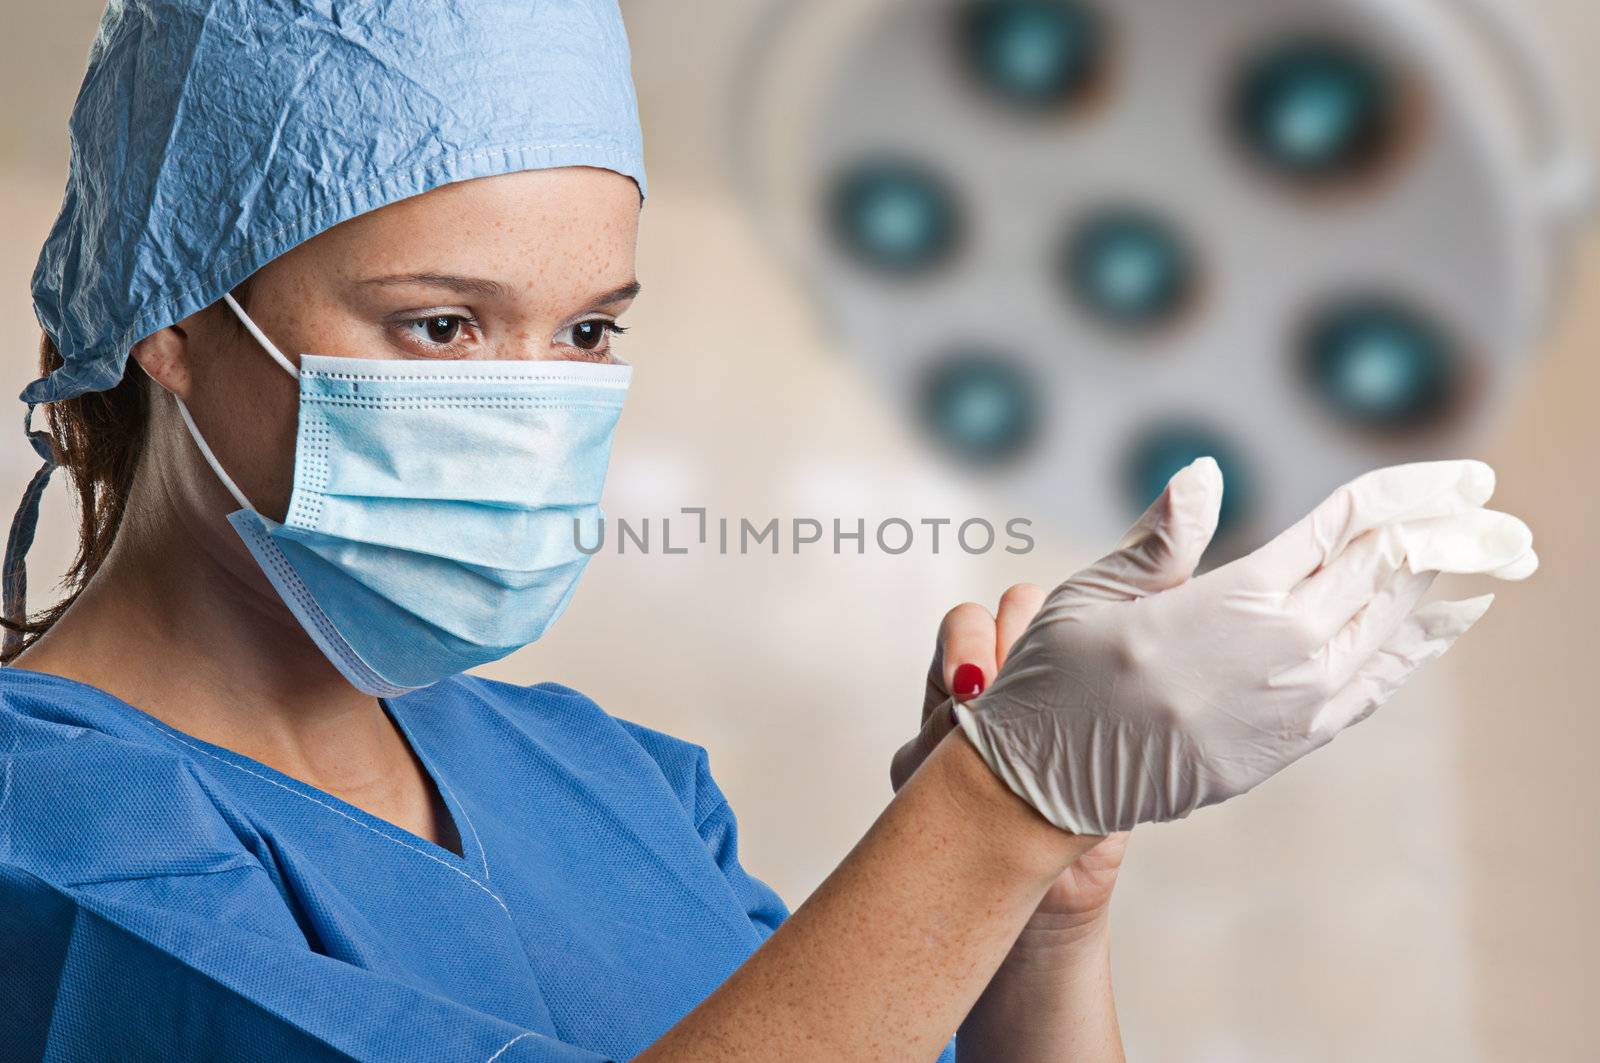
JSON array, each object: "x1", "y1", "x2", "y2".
[
  {"x1": 1014, "y1": 905, "x2": 1112, "y2": 956},
  {"x1": 923, "y1": 731, "x2": 1098, "y2": 887},
  {"x1": 962, "y1": 895, "x2": 1122, "y2": 1062},
  {"x1": 991, "y1": 910, "x2": 1112, "y2": 996}
]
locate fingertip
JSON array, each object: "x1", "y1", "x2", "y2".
[
  {"x1": 1416, "y1": 593, "x2": 1495, "y2": 640},
  {"x1": 1394, "y1": 510, "x2": 1534, "y2": 577},
  {"x1": 1167, "y1": 456, "x2": 1220, "y2": 495},
  {"x1": 1461, "y1": 460, "x2": 1496, "y2": 506},
  {"x1": 939, "y1": 602, "x2": 1000, "y2": 694},
  {"x1": 1172, "y1": 455, "x2": 1224, "y2": 525},
  {"x1": 1113, "y1": 458, "x2": 1224, "y2": 562},
  {"x1": 1437, "y1": 593, "x2": 1495, "y2": 632},
  {"x1": 1184, "y1": 456, "x2": 1223, "y2": 502},
  {"x1": 1461, "y1": 592, "x2": 1496, "y2": 625},
  {"x1": 1487, "y1": 513, "x2": 1534, "y2": 560},
  {"x1": 952, "y1": 661, "x2": 987, "y2": 701},
  {"x1": 1491, "y1": 548, "x2": 1540, "y2": 582}
]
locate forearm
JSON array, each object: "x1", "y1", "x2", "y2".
[
  {"x1": 956, "y1": 910, "x2": 1123, "y2": 1062},
  {"x1": 638, "y1": 733, "x2": 1099, "y2": 1062}
]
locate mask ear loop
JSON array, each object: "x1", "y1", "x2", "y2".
[
  {"x1": 221, "y1": 291, "x2": 300, "y2": 378},
  {"x1": 173, "y1": 397, "x2": 255, "y2": 513},
  {"x1": 175, "y1": 292, "x2": 302, "y2": 514}
]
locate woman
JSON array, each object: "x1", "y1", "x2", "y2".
[{"x1": 0, "y1": 2, "x2": 1536, "y2": 1060}]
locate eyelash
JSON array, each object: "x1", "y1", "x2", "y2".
[
  {"x1": 394, "y1": 315, "x2": 628, "y2": 358},
  {"x1": 566, "y1": 321, "x2": 628, "y2": 348},
  {"x1": 399, "y1": 313, "x2": 481, "y2": 352},
  {"x1": 555, "y1": 320, "x2": 627, "y2": 363}
]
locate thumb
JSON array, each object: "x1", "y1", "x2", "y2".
[{"x1": 1056, "y1": 457, "x2": 1224, "y2": 605}]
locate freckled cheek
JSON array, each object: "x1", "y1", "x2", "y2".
[
  {"x1": 303, "y1": 322, "x2": 389, "y2": 360},
  {"x1": 200, "y1": 340, "x2": 302, "y2": 521},
  {"x1": 243, "y1": 373, "x2": 302, "y2": 523},
  {"x1": 265, "y1": 283, "x2": 380, "y2": 361}
]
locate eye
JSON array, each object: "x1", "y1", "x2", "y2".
[
  {"x1": 559, "y1": 318, "x2": 627, "y2": 353},
  {"x1": 406, "y1": 314, "x2": 471, "y2": 346}
]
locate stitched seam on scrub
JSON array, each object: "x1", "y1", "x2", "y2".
[
  {"x1": 694, "y1": 796, "x2": 733, "y2": 837},
  {"x1": 60, "y1": 858, "x2": 263, "y2": 890},
  {"x1": 148, "y1": 728, "x2": 512, "y2": 917},
  {"x1": 485, "y1": 1032, "x2": 533, "y2": 1062},
  {"x1": 432, "y1": 771, "x2": 492, "y2": 884}
]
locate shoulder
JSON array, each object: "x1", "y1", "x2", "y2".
[
  {"x1": 0, "y1": 669, "x2": 261, "y2": 888},
  {"x1": 419, "y1": 674, "x2": 721, "y2": 826}
]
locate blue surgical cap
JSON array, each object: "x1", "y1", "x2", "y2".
[
  {"x1": 3, "y1": 0, "x2": 645, "y2": 651},
  {"x1": 26, "y1": 0, "x2": 647, "y2": 406}
]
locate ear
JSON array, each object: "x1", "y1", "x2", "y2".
[{"x1": 128, "y1": 322, "x2": 192, "y2": 401}]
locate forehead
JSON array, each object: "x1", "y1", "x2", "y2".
[{"x1": 276, "y1": 168, "x2": 642, "y2": 292}]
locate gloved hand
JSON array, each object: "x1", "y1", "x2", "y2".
[{"x1": 954, "y1": 458, "x2": 1537, "y2": 836}]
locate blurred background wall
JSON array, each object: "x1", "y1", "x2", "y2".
[{"x1": 2, "y1": 1, "x2": 1594, "y2": 1059}]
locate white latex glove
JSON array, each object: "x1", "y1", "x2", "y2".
[{"x1": 955, "y1": 459, "x2": 1537, "y2": 835}]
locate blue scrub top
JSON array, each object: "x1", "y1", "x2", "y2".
[{"x1": 0, "y1": 668, "x2": 955, "y2": 1061}]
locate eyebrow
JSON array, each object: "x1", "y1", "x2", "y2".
[
  {"x1": 587, "y1": 280, "x2": 643, "y2": 307},
  {"x1": 357, "y1": 274, "x2": 642, "y2": 308},
  {"x1": 358, "y1": 272, "x2": 512, "y2": 298}
]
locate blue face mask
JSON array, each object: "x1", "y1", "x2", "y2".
[{"x1": 174, "y1": 294, "x2": 630, "y2": 696}]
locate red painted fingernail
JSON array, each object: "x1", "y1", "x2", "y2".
[{"x1": 953, "y1": 663, "x2": 986, "y2": 701}]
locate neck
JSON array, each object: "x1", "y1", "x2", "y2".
[{"x1": 12, "y1": 454, "x2": 389, "y2": 780}]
